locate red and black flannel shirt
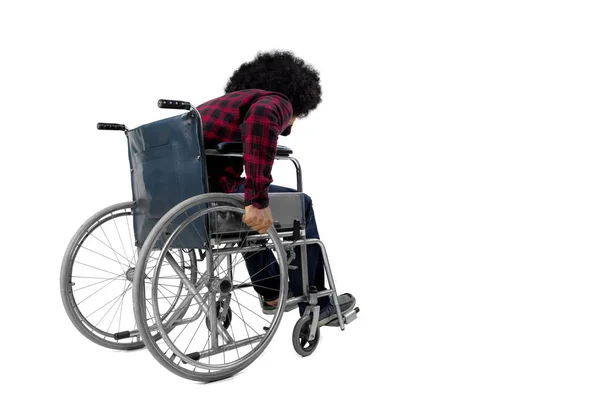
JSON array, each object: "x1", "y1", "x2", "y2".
[{"x1": 196, "y1": 89, "x2": 293, "y2": 209}]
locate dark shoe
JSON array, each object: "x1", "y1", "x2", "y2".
[
  {"x1": 260, "y1": 290, "x2": 297, "y2": 315},
  {"x1": 318, "y1": 293, "x2": 356, "y2": 326}
]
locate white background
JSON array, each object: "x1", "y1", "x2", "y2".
[{"x1": 1, "y1": 0, "x2": 600, "y2": 398}]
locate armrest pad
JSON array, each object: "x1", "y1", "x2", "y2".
[{"x1": 215, "y1": 142, "x2": 293, "y2": 157}]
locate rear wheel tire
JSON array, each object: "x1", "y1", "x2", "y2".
[
  {"x1": 60, "y1": 202, "x2": 144, "y2": 350},
  {"x1": 60, "y1": 202, "x2": 198, "y2": 350},
  {"x1": 133, "y1": 194, "x2": 289, "y2": 382}
]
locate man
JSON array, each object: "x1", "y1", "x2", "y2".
[{"x1": 196, "y1": 50, "x2": 355, "y2": 325}]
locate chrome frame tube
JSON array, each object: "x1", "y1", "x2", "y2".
[
  {"x1": 287, "y1": 156, "x2": 303, "y2": 192},
  {"x1": 211, "y1": 235, "x2": 325, "y2": 255},
  {"x1": 211, "y1": 231, "x2": 295, "y2": 246},
  {"x1": 194, "y1": 334, "x2": 265, "y2": 359},
  {"x1": 163, "y1": 252, "x2": 233, "y2": 342},
  {"x1": 219, "y1": 254, "x2": 233, "y2": 326},
  {"x1": 212, "y1": 243, "x2": 277, "y2": 256},
  {"x1": 212, "y1": 236, "x2": 342, "y2": 327},
  {"x1": 140, "y1": 291, "x2": 210, "y2": 337},
  {"x1": 189, "y1": 106, "x2": 210, "y2": 193},
  {"x1": 203, "y1": 150, "x2": 303, "y2": 192},
  {"x1": 200, "y1": 234, "x2": 346, "y2": 328},
  {"x1": 301, "y1": 238, "x2": 345, "y2": 330},
  {"x1": 166, "y1": 292, "x2": 209, "y2": 327},
  {"x1": 205, "y1": 246, "x2": 219, "y2": 349},
  {"x1": 299, "y1": 237, "x2": 310, "y2": 302}
]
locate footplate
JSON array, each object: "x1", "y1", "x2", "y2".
[{"x1": 323, "y1": 307, "x2": 360, "y2": 328}]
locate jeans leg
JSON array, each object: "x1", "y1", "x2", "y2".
[
  {"x1": 241, "y1": 248, "x2": 280, "y2": 302},
  {"x1": 235, "y1": 184, "x2": 280, "y2": 301},
  {"x1": 236, "y1": 184, "x2": 329, "y2": 314},
  {"x1": 286, "y1": 191, "x2": 329, "y2": 314}
]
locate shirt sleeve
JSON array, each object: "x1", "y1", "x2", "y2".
[{"x1": 239, "y1": 95, "x2": 293, "y2": 209}]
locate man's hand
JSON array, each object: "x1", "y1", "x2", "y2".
[{"x1": 243, "y1": 205, "x2": 273, "y2": 234}]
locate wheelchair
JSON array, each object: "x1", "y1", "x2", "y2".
[{"x1": 60, "y1": 99, "x2": 359, "y2": 382}]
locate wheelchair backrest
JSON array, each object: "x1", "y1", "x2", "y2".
[{"x1": 127, "y1": 112, "x2": 208, "y2": 248}]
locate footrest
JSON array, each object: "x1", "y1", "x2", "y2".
[{"x1": 324, "y1": 307, "x2": 360, "y2": 327}]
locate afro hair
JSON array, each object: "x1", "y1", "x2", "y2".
[{"x1": 224, "y1": 50, "x2": 322, "y2": 118}]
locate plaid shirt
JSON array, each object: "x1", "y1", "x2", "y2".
[{"x1": 196, "y1": 89, "x2": 293, "y2": 209}]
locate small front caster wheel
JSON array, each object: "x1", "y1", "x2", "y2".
[{"x1": 292, "y1": 315, "x2": 320, "y2": 357}]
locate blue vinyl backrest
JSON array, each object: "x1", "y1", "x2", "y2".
[{"x1": 127, "y1": 112, "x2": 208, "y2": 249}]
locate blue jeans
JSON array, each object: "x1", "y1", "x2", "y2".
[{"x1": 235, "y1": 184, "x2": 330, "y2": 314}]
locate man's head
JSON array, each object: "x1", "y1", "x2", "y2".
[{"x1": 225, "y1": 50, "x2": 322, "y2": 126}]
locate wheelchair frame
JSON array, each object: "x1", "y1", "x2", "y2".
[
  {"x1": 167, "y1": 100, "x2": 357, "y2": 334},
  {"x1": 60, "y1": 98, "x2": 358, "y2": 381}
]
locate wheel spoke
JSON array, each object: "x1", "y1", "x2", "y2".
[
  {"x1": 106, "y1": 279, "x2": 130, "y2": 333},
  {"x1": 99, "y1": 225, "x2": 129, "y2": 274},
  {"x1": 112, "y1": 212, "x2": 131, "y2": 270},
  {"x1": 73, "y1": 274, "x2": 127, "y2": 292},
  {"x1": 124, "y1": 208, "x2": 137, "y2": 264},
  {"x1": 76, "y1": 273, "x2": 127, "y2": 305},
  {"x1": 236, "y1": 257, "x2": 280, "y2": 287},
  {"x1": 89, "y1": 231, "x2": 133, "y2": 268},
  {"x1": 74, "y1": 260, "x2": 122, "y2": 277},
  {"x1": 86, "y1": 284, "x2": 132, "y2": 321}
]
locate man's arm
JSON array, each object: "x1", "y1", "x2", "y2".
[{"x1": 239, "y1": 94, "x2": 293, "y2": 209}]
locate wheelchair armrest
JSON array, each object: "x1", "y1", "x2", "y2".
[{"x1": 215, "y1": 142, "x2": 293, "y2": 157}]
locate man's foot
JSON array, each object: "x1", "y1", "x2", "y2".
[
  {"x1": 260, "y1": 290, "x2": 298, "y2": 315},
  {"x1": 318, "y1": 293, "x2": 356, "y2": 326}
]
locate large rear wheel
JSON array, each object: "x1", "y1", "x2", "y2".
[{"x1": 133, "y1": 194, "x2": 289, "y2": 382}]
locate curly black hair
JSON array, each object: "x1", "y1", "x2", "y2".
[{"x1": 224, "y1": 50, "x2": 322, "y2": 118}]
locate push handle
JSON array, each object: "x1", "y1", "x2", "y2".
[
  {"x1": 97, "y1": 123, "x2": 127, "y2": 131},
  {"x1": 157, "y1": 99, "x2": 191, "y2": 110}
]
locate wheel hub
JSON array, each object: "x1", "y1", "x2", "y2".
[
  {"x1": 210, "y1": 277, "x2": 232, "y2": 294},
  {"x1": 126, "y1": 267, "x2": 135, "y2": 282}
]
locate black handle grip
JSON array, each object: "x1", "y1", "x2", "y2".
[
  {"x1": 97, "y1": 123, "x2": 126, "y2": 131},
  {"x1": 113, "y1": 331, "x2": 131, "y2": 340},
  {"x1": 292, "y1": 220, "x2": 301, "y2": 241},
  {"x1": 157, "y1": 99, "x2": 191, "y2": 110}
]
